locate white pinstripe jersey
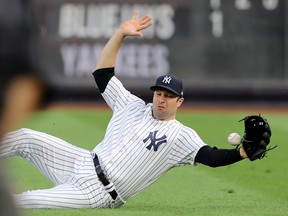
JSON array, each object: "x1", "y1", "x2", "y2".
[{"x1": 93, "y1": 76, "x2": 207, "y2": 202}]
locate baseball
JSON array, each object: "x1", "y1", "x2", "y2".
[{"x1": 227, "y1": 133, "x2": 241, "y2": 145}]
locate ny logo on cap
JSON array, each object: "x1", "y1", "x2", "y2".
[{"x1": 162, "y1": 76, "x2": 172, "y2": 84}]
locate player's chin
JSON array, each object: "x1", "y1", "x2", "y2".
[{"x1": 155, "y1": 111, "x2": 170, "y2": 121}]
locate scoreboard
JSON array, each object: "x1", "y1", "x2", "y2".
[{"x1": 34, "y1": 0, "x2": 287, "y2": 99}]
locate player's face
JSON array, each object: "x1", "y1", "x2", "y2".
[{"x1": 152, "y1": 89, "x2": 184, "y2": 121}]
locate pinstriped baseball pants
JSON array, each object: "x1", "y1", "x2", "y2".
[{"x1": 0, "y1": 128, "x2": 122, "y2": 209}]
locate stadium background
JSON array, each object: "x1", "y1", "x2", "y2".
[
  {"x1": 33, "y1": 0, "x2": 287, "y2": 105},
  {"x1": 2, "y1": 1, "x2": 288, "y2": 215}
]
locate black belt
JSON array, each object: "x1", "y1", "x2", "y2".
[{"x1": 93, "y1": 154, "x2": 118, "y2": 200}]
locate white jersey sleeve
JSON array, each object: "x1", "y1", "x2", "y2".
[
  {"x1": 170, "y1": 125, "x2": 207, "y2": 166},
  {"x1": 101, "y1": 76, "x2": 143, "y2": 111}
]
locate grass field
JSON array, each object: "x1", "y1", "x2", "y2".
[{"x1": 3, "y1": 105, "x2": 288, "y2": 216}]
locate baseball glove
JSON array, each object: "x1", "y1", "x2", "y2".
[{"x1": 240, "y1": 114, "x2": 276, "y2": 161}]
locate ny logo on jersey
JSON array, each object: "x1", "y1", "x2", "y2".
[
  {"x1": 162, "y1": 76, "x2": 172, "y2": 84},
  {"x1": 143, "y1": 130, "x2": 167, "y2": 151}
]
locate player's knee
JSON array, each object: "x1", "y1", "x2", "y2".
[
  {"x1": 6, "y1": 128, "x2": 39, "y2": 145},
  {"x1": 15, "y1": 128, "x2": 36, "y2": 137},
  {"x1": 2, "y1": 128, "x2": 34, "y2": 140}
]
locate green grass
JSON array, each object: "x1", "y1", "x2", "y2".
[{"x1": 4, "y1": 107, "x2": 288, "y2": 216}]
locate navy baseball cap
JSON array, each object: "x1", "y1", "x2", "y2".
[{"x1": 150, "y1": 75, "x2": 184, "y2": 98}]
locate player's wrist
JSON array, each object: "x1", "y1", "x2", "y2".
[{"x1": 239, "y1": 146, "x2": 248, "y2": 159}]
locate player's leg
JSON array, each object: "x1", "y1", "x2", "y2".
[
  {"x1": 15, "y1": 182, "x2": 112, "y2": 209},
  {"x1": 0, "y1": 128, "x2": 88, "y2": 185}
]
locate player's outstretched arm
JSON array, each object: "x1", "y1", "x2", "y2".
[
  {"x1": 195, "y1": 145, "x2": 247, "y2": 168},
  {"x1": 96, "y1": 11, "x2": 153, "y2": 70}
]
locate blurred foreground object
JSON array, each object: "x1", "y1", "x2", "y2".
[
  {"x1": 0, "y1": 74, "x2": 45, "y2": 135},
  {"x1": 0, "y1": 0, "x2": 48, "y2": 215},
  {"x1": 0, "y1": 0, "x2": 47, "y2": 135}
]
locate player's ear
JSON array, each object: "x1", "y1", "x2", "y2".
[{"x1": 177, "y1": 97, "x2": 184, "y2": 108}]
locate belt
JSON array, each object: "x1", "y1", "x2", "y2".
[{"x1": 93, "y1": 154, "x2": 118, "y2": 200}]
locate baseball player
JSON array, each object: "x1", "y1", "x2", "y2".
[{"x1": 0, "y1": 11, "x2": 248, "y2": 209}]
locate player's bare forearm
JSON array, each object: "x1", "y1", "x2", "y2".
[
  {"x1": 96, "y1": 11, "x2": 152, "y2": 70},
  {"x1": 95, "y1": 31, "x2": 124, "y2": 70}
]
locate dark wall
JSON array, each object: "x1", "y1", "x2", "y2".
[{"x1": 33, "y1": 0, "x2": 288, "y2": 103}]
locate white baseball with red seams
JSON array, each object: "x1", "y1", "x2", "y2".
[{"x1": 227, "y1": 133, "x2": 241, "y2": 145}]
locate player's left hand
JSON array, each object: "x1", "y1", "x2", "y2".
[
  {"x1": 119, "y1": 11, "x2": 153, "y2": 37},
  {"x1": 240, "y1": 114, "x2": 277, "y2": 161}
]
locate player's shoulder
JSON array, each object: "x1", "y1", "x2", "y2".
[{"x1": 178, "y1": 124, "x2": 200, "y2": 136}]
